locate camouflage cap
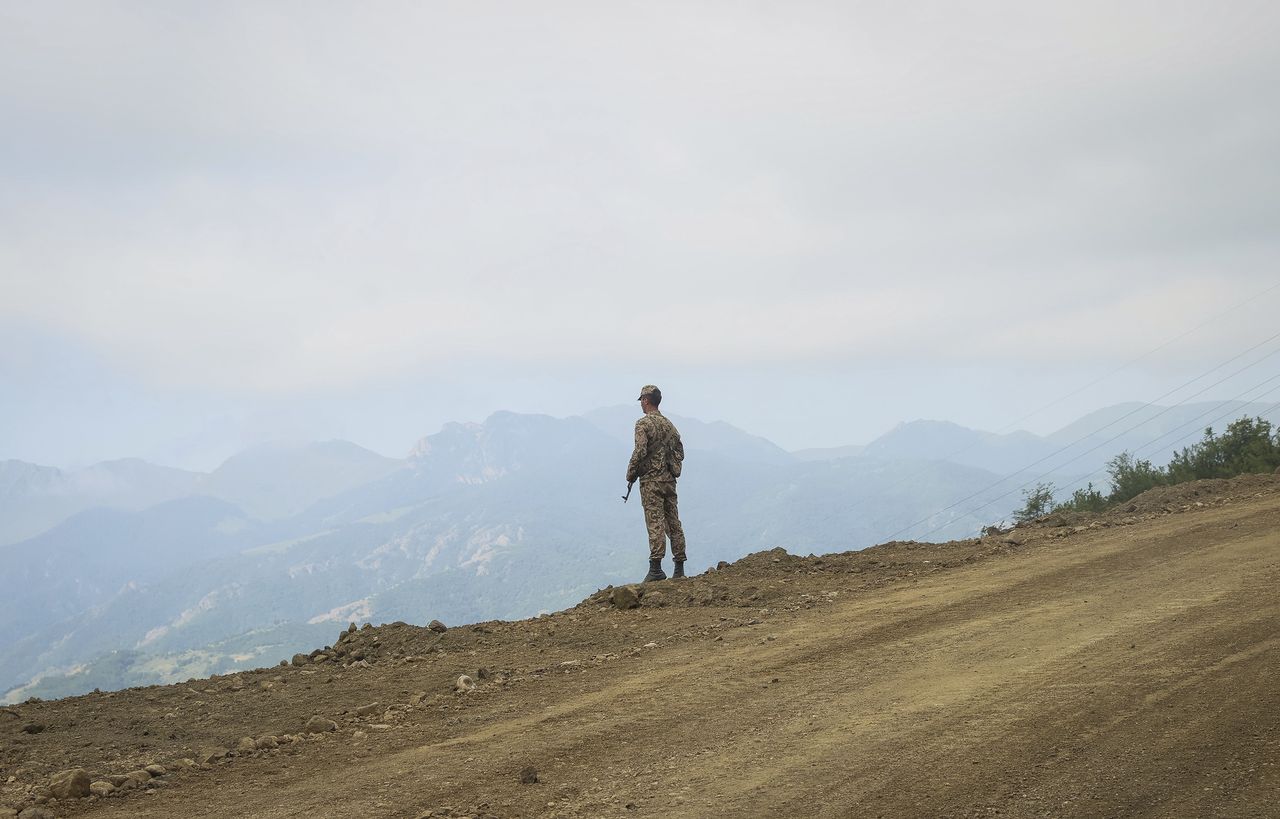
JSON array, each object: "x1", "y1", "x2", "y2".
[{"x1": 637, "y1": 384, "x2": 661, "y2": 401}]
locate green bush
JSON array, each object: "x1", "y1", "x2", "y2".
[
  {"x1": 1013, "y1": 482, "x2": 1057, "y2": 524},
  {"x1": 1166, "y1": 417, "x2": 1280, "y2": 482},
  {"x1": 1058, "y1": 482, "x2": 1108, "y2": 514},
  {"x1": 1106, "y1": 451, "x2": 1166, "y2": 504},
  {"x1": 996, "y1": 415, "x2": 1277, "y2": 530}
]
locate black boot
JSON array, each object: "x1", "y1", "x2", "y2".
[
  {"x1": 642, "y1": 558, "x2": 666, "y2": 583},
  {"x1": 672, "y1": 560, "x2": 685, "y2": 579}
]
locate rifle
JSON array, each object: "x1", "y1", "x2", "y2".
[{"x1": 621, "y1": 480, "x2": 635, "y2": 503}]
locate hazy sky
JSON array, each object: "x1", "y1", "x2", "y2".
[{"x1": 3, "y1": 2, "x2": 1279, "y2": 470}]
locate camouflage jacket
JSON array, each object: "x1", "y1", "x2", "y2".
[{"x1": 626, "y1": 411, "x2": 685, "y2": 483}]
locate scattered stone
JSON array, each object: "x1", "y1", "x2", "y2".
[
  {"x1": 428, "y1": 619, "x2": 448, "y2": 633},
  {"x1": 90, "y1": 780, "x2": 115, "y2": 797},
  {"x1": 144, "y1": 764, "x2": 167, "y2": 777},
  {"x1": 126, "y1": 769, "x2": 152, "y2": 786},
  {"x1": 49, "y1": 767, "x2": 92, "y2": 799},
  {"x1": 303, "y1": 716, "x2": 338, "y2": 734},
  {"x1": 236, "y1": 736, "x2": 257, "y2": 753},
  {"x1": 559, "y1": 660, "x2": 581, "y2": 667},
  {"x1": 291, "y1": 653, "x2": 310, "y2": 667},
  {"x1": 198, "y1": 746, "x2": 230, "y2": 764},
  {"x1": 643, "y1": 642, "x2": 659, "y2": 649},
  {"x1": 352, "y1": 730, "x2": 368, "y2": 740},
  {"x1": 20, "y1": 723, "x2": 44, "y2": 734},
  {"x1": 455, "y1": 675, "x2": 476, "y2": 693},
  {"x1": 611, "y1": 585, "x2": 641, "y2": 610},
  {"x1": 519, "y1": 766, "x2": 539, "y2": 784},
  {"x1": 355, "y1": 702, "x2": 381, "y2": 717},
  {"x1": 18, "y1": 808, "x2": 56, "y2": 819},
  {"x1": 409, "y1": 691, "x2": 428, "y2": 705},
  {"x1": 476, "y1": 667, "x2": 491, "y2": 680}
]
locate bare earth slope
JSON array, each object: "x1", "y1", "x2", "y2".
[{"x1": 3, "y1": 475, "x2": 1278, "y2": 818}]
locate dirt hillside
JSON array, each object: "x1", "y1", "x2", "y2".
[{"x1": 3, "y1": 475, "x2": 1279, "y2": 819}]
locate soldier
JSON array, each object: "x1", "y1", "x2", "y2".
[{"x1": 625, "y1": 385, "x2": 687, "y2": 582}]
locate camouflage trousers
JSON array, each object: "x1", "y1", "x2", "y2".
[{"x1": 640, "y1": 480, "x2": 686, "y2": 561}]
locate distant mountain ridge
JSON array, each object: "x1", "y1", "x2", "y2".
[
  {"x1": 0, "y1": 442, "x2": 405, "y2": 546},
  {"x1": 0, "y1": 458, "x2": 202, "y2": 546},
  {"x1": 0, "y1": 409, "x2": 1005, "y2": 701},
  {"x1": 4, "y1": 399, "x2": 1277, "y2": 702}
]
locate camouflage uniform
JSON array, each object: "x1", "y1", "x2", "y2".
[{"x1": 626, "y1": 404, "x2": 687, "y2": 561}]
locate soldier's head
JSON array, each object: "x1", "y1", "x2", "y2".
[{"x1": 638, "y1": 384, "x2": 662, "y2": 411}]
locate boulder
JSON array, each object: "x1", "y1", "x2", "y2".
[
  {"x1": 455, "y1": 675, "x2": 476, "y2": 693},
  {"x1": 303, "y1": 716, "x2": 337, "y2": 734},
  {"x1": 90, "y1": 780, "x2": 115, "y2": 798},
  {"x1": 125, "y1": 769, "x2": 152, "y2": 785},
  {"x1": 49, "y1": 767, "x2": 91, "y2": 799},
  {"x1": 197, "y1": 746, "x2": 230, "y2": 764},
  {"x1": 18, "y1": 809, "x2": 56, "y2": 819},
  {"x1": 291, "y1": 653, "x2": 310, "y2": 667},
  {"x1": 428, "y1": 620, "x2": 448, "y2": 633},
  {"x1": 611, "y1": 585, "x2": 641, "y2": 610},
  {"x1": 144, "y1": 764, "x2": 167, "y2": 777},
  {"x1": 518, "y1": 766, "x2": 539, "y2": 784},
  {"x1": 255, "y1": 735, "x2": 279, "y2": 750},
  {"x1": 236, "y1": 737, "x2": 257, "y2": 753},
  {"x1": 355, "y1": 702, "x2": 381, "y2": 717}
]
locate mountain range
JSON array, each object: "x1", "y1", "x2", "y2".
[{"x1": 2, "y1": 399, "x2": 1275, "y2": 702}]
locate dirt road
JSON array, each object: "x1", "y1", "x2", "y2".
[{"x1": 6, "y1": 477, "x2": 1279, "y2": 818}]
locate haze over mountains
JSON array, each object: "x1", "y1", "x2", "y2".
[{"x1": 2, "y1": 399, "x2": 1275, "y2": 703}]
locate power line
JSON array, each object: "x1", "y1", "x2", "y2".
[
  {"x1": 1037, "y1": 376, "x2": 1280, "y2": 499},
  {"x1": 989, "y1": 280, "x2": 1280, "y2": 436},
  {"x1": 881, "y1": 329, "x2": 1280, "y2": 541},
  {"x1": 824, "y1": 279, "x2": 1280, "y2": 522},
  {"x1": 911, "y1": 372, "x2": 1280, "y2": 541}
]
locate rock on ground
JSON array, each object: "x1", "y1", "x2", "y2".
[
  {"x1": 49, "y1": 767, "x2": 91, "y2": 799},
  {"x1": 303, "y1": 716, "x2": 338, "y2": 733},
  {"x1": 611, "y1": 585, "x2": 641, "y2": 610}
]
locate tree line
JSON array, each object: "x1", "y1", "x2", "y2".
[{"x1": 1013, "y1": 416, "x2": 1280, "y2": 523}]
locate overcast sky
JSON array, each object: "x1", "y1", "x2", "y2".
[{"x1": 3, "y1": 2, "x2": 1279, "y2": 470}]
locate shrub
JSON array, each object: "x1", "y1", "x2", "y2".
[
  {"x1": 1106, "y1": 452, "x2": 1165, "y2": 504},
  {"x1": 1013, "y1": 482, "x2": 1057, "y2": 524},
  {"x1": 1058, "y1": 482, "x2": 1108, "y2": 514}
]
